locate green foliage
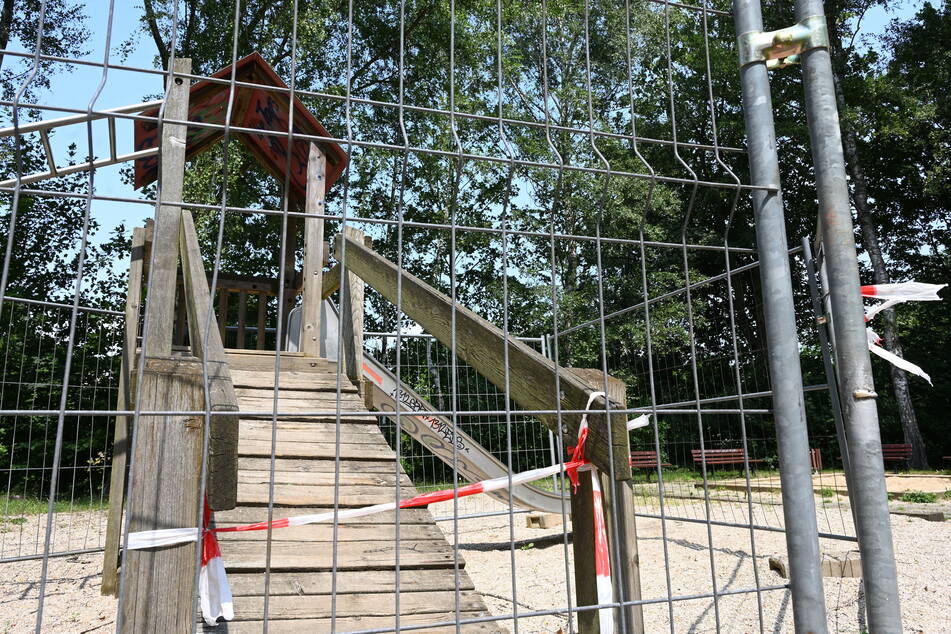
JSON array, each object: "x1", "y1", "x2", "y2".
[{"x1": 899, "y1": 490, "x2": 938, "y2": 504}]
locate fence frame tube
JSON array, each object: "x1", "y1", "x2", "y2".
[
  {"x1": 794, "y1": 0, "x2": 903, "y2": 628},
  {"x1": 732, "y1": 0, "x2": 829, "y2": 630}
]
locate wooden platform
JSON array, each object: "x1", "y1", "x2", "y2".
[{"x1": 205, "y1": 350, "x2": 500, "y2": 633}]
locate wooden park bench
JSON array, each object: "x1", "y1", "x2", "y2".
[
  {"x1": 630, "y1": 451, "x2": 672, "y2": 480},
  {"x1": 691, "y1": 448, "x2": 764, "y2": 470},
  {"x1": 881, "y1": 443, "x2": 913, "y2": 470}
]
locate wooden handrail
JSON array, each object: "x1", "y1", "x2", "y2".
[
  {"x1": 101, "y1": 225, "x2": 147, "y2": 596},
  {"x1": 333, "y1": 233, "x2": 629, "y2": 478},
  {"x1": 179, "y1": 210, "x2": 239, "y2": 510}
]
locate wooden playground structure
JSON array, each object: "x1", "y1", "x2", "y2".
[{"x1": 91, "y1": 54, "x2": 647, "y2": 632}]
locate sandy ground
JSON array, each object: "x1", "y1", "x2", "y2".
[
  {"x1": 429, "y1": 493, "x2": 949, "y2": 634},
  {"x1": 0, "y1": 494, "x2": 948, "y2": 633}
]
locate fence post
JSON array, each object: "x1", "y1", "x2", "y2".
[
  {"x1": 143, "y1": 58, "x2": 190, "y2": 357},
  {"x1": 731, "y1": 0, "x2": 829, "y2": 630},
  {"x1": 118, "y1": 357, "x2": 205, "y2": 633},
  {"x1": 300, "y1": 142, "x2": 326, "y2": 357},
  {"x1": 795, "y1": 0, "x2": 902, "y2": 627},
  {"x1": 567, "y1": 368, "x2": 643, "y2": 633}
]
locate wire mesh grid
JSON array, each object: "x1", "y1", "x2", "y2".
[{"x1": 0, "y1": 0, "x2": 880, "y2": 632}]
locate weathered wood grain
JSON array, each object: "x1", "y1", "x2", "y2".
[
  {"x1": 120, "y1": 356, "x2": 204, "y2": 633},
  {"x1": 235, "y1": 457, "x2": 404, "y2": 475},
  {"x1": 102, "y1": 225, "x2": 146, "y2": 597},
  {"x1": 143, "y1": 58, "x2": 190, "y2": 357},
  {"x1": 229, "y1": 369, "x2": 357, "y2": 392},
  {"x1": 227, "y1": 591, "x2": 485, "y2": 620},
  {"x1": 237, "y1": 438, "x2": 394, "y2": 460},
  {"x1": 300, "y1": 143, "x2": 326, "y2": 357},
  {"x1": 225, "y1": 569, "x2": 474, "y2": 596},
  {"x1": 216, "y1": 522, "x2": 442, "y2": 544},
  {"x1": 206, "y1": 612, "x2": 501, "y2": 633},
  {"x1": 333, "y1": 233, "x2": 628, "y2": 477},
  {"x1": 214, "y1": 505, "x2": 436, "y2": 526},
  {"x1": 236, "y1": 482, "x2": 417, "y2": 506},
  {"x1": 340, "y1": 226, "x2": 365, "y2": 389},
  {"x1": 180, "y1": 209, "x2": 239, "y2": 510},
  {"x1": 220, "y1": 539, "x2": 457, "y2": 570}
]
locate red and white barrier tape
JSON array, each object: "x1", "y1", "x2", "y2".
[
  {"x1": 861, "y1": 281, "x2": 945, "y2": 385},
  {"x1": 860, "y1": 282, "x2": 945, "y2": 301},
  {"x1": 126, "y1": 391, "x2": 625, "y2": 629}
]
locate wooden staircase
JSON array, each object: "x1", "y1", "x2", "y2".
[{"x1": 207, "y1": 350, "x2": 500, "y2": 633}]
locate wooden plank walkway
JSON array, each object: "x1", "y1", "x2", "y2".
[{"x1": 205, "y1": 350, "x2": 500, "y2": 633}]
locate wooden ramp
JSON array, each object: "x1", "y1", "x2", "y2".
[{"x1": 206, "y1": 350, "x2": 500, "y2": 633}]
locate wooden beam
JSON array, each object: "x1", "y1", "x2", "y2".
[
  {"x1": 256, "y1": 293, "x2": 267, "y2": 350},
  {"x1": 119, "y1": 356, "x2": 205, "y2": 633},
  {"x1": 333, "y1": 234, "x2": 628, "y2": 477},
  {"x1": 300, "y1": 143, "x2": 326, "y2": 357},
  {"x1": 321, "y1": 263, "x2": 341, "y2": 299},
  {"x1": 236, "y1": 290, "x2": 248, "y2": 348},
  {"x1": 568, "y1": 368, "x2": 644, "y2": 633},
  {"x1": 142, "y1": 58, "x2": 191, "y2": 357},
  {"x1": 179, "y1": 210, "x2": 239, "y2": 510},
  {"x1": 340, "y1": 227, "x2": 365, "y2": 389},
  {"x1": 569, "y1": 469, "x2": 600, "y2": 633},
  {"x1": 101, "y1": 225, "x2": 146, "y2": 597}
]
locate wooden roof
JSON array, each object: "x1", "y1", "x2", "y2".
[{"x1": 134, "y1": 52, "x2": 348, "y2": 206}]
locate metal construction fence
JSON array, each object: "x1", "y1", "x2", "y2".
[{"x1": 0, "y1": 0, "x2": 903, "y2": 632}]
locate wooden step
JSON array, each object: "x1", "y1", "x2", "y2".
[
  {"x1": 236, "y1": 482, "x2": 416, "y2": 506},
  {"x1": 235, "y1": 391, "x2": 368, "y2": 413},
  {"x1": 216, "y1": 522, "x2": 446, "y2": 544},
  {"x1": 215, "y1": 506, "x2": 437, "y2": 526},
  {"x1": 238, "y1": 438, "x2": 395, "y2": 460},
  {"x1": 228, "y1": 591, "x2": 488, "y2": 621},
  {"x1": 230, "y1": 369, "x2": 359, "y2": 392},
  {"x1": 208, "y1": 612, "x2": 502, "y2": 633},
  {"x1": 226, "y1": 569, "x2": 475, "y2": 596},
  {"x1": 236, "y1": 457, "x2": 405, "y2": 475},
  {"x1": 238, "y1": 421, "x2": 390, "y2": 445},
  {"x1": 221, "y1": 539, "x2": 458, "y2": 571}
]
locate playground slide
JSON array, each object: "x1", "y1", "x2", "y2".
[{"x1": 288, "y1": 301, "x2": 570, "y2": 514}]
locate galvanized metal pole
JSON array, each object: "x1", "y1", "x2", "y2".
[
  {"x1": 732, "y1": 1, "x2": 829, "y2": 631},
  {"x1": 795, "y1": 0, "x2": 903, "y2": 629}
]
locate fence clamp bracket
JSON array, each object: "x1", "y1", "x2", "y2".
[{"x1": 737, "y1": 15, "x2": 829, "y2": 70}]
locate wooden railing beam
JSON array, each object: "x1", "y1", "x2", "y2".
[
  {"x1": 101, "y1": 225, "x2": 146, "y2": 597},
  {"x1": 300, "y1": 143, "x2": 326, "y2": 357},
  {"x1": 142, "y1": 58, "x2": 190, "y2": 357},
  {"x1": 333, "y1": 233, "x2": 629, "y2": 477},
  {"x1": 179, "y1": 209, "x2": 239, "y2": 511}
]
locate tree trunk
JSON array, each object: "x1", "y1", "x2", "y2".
[
  {"x1": 826, "y1": 15, "x2": 930, "y2": 469},
  {"x1": 0, "y1": 0, "x2": 15, "y2": 72}
]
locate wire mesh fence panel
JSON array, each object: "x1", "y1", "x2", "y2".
[
  {"x1": 0, "y1": 0, "x2": 908, "y2": 632},
  {"x1": 0, "y1": 298, "x2": 121, "y2": 561}
]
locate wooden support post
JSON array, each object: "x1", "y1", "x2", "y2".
[
  {"x1": 179, "y1": 210, "x2": 239, "y2": 511},
  {"x1": 143, "y1": 58, "x2": 191, "y2": 357},
  {"x1": 101, "y1": 226, "x2": 146, "y2": 597},
  {"x1": 217, "y1": 289, "x2": 229, "y2": 345},
  {"x1": 236, "y1": 291, "x2": 248, "y2": 348},
  {"x1": 300, "y1": 143, "x2": 326, "y2": 357},
  {"x1": 569, "y1": 469, "x2": 600, "y2": 633},
  {"x1": 568, "y1": 368, "x2": 644, "y2": 634},
  {"x1": 340, "y1": 226, "x2": 365, "y2": 389},
  {"x1": 281, "y1": 215, "x2": 298, "y2": 347},
  {"x1": 256, "y1": 293, "x2": 267, "y2": 349},
  {"x1": 119, "y1": 356, "x2": 206, "y2": 633}
]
